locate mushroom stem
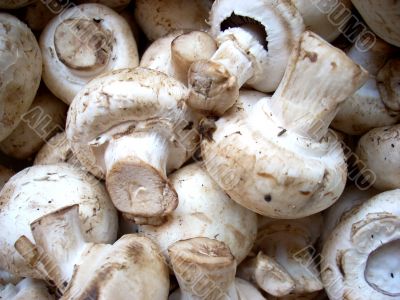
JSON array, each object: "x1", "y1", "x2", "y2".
[
  {"x1": 268, "y1": 31, "x2": 368, "y2": 140},
  {"x1": 104, "y1": 132, "x2": 178, "y2": 221},
  {"x1": 15, "y1": 205, "x2": 87, "y2": 292},
  {"x1": 168, "y1": 238, "x2": 236, "y2": 300}
]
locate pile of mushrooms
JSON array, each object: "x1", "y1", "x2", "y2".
[{"x1": 0, "y1": 0, "x2": 399, "y2": 299}]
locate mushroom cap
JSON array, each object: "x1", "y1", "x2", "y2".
[
  {"x1": 0, "y1": 165, "x2": 14, "y2": 191},
  {"x1": 377, "y1": 58, "x2": 400, "y2": 112},
  {"x1": 356, "y1": 124, "x2": 400, "y2": 191},
  {"x1": 134, "y1": 0, "x2": 212, "y2": 41},
  {"x1": 75, "y1": 0, "x2": 131, "y2": 10},
  {"x1": 34, "y1": 132, "x2": 77, "y2": 167},
  {"x1": 0, "y1": 87, "x2": 67, "y2": 160},
  {"x1": 292, "y1": 0, "x2": 351, "y2": 42},
  {"x1": 140, "y1": 30, "x2": 217, "y2": 83},
  {"x1": 138, "y1": 162, "x2": 258, "y2": 264},
  {"x1": 321, "y1": 184, "x2": 378, "y2": 245},
  {"x1": 62, "y1": 234, "x2": 169, "y2": 300},
  {"x1": 0, "y1": 164, "x2": 118, "y2": 278},
  {"x1": 321, "y1": 189, "x2": 400, "y2": 299},
  {"x1": 0, "y1": 0, "x2": 34, "y2": 9},
  {"x1": 66, "y1": 67, "x2": 198, "y2": 179},
  {"x1": 0, "y1": 13, "x2": 42, "y2": 142},
  {"x1": 40, "y1": 3, "x2": 139, "y2": 104},
  {"x1": 202, "y1": 99, "x2": 347, "y2": 218},
  {"x1": 351, "y1": 0, "x2": 400, "y2": 47},
  {"x1": 332, "y1": 36, "x2": 399, "y2": 135},
  {"x1": 253, "y1": 215, "x2": 324, "y2": 295},
  {"x1": 0, "y1": 278, "x2": 54, "y2": 300},
  {"x1": 209, "y1": 0, "x2": 305, "y2": 92}
]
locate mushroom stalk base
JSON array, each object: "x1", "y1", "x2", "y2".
[{"x1": 104, "y1": 132, "x2": 178, "y2": 221}]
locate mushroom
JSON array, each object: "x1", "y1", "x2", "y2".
[
  {"x1": 0, "y1": 13, "x2": 42, "y2": 142},
  {"x1": 75, "y1": 0, "x2": 131, "y2": 11},
  {"x1": 0, "y1": 278, "x2": 54, "y2": 299},
  {"x1": 138, "y1": 162, "x2": 258, "y2": 264},
  {"x1": 40, "y1": 3, "x2": 139, "y2": 104},
  {"x1": 320, "y1": 184, "x2": 378, "y2": 245},
  {"x1": 291, "y1": 0, "x2": 352, "y2": 42},
  {"x1": 0, "y1": 0, "x2": 34, "y2": 9},
  {"x1": 355, "y1": 124, "x2": 400, "y2": 191},
  {"x1": 201, "y1": 31, "x2": 368, "y2": 218},
  {"x1": 0, "y1": 269, "x2": 20, "y2": 286},
  {"x1": 66, "y1": 67, "x2": 199, "y2": 224},
  {"x1": 331, "y1": 35, "x2": 399, "y2": 135},
  {"x1": 134, "y1": 0, "x2": 212, "y2": 41},
  {"x1": 321, "y1": 189, "x2": 400, "y2": 300},
  {"x1": 0, "y1": 87, "x2": 67, "y2": 160},
  {"x1": 377, "y1": 58, "x2": 400, "y2": 113},
  {"x1": 140, "y1": 30, "x2": 217, "y2": 84},
  {"x1": 187, "y1": 0, "x2": 305, "y2": 115},
  {"x1": 168, "y1": 237, "x2": 265, "y2": 300},
  {"x1": 0, "y1": 164, "x2": 118, "y2": 278},
  {"x1": 237, "y1": 214, "x2": 323, "y2": 297},
  {"x1": 34, "y1": 132, "x2": 77, "y2": 167},
  {"x1": 351, "y1": 0, "x2": 400, "y2": 47},
  {"x1": 0, "y1": 165, "x2": 14, "y2": 190},
  {"x1": 15, "y1": 205, "x2": 170, "y2": 299},
  {"x1": 267, "y1": 291, "x2": 328, "y2": 300}
]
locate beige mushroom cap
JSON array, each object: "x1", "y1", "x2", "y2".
[
  {"x1": 377, "y1": 58, "x2": 400, "y2": 112},
  {"x1": 67, "y1": 67, "x2": 199, "y2": 222},
  {"x1": 0, "y1": 164, "x2": 118, "y2": 278},
  {"x1": 0, "y1": 87, "x2": 67, "y2": 160},
  {"x1": 0, "y1": 0, "x2": 34, "y2": 9},
  {"x1": 356, "y1": 124, "x2": 400, "y2": 191},
  {"x1": 321, "y1": 189, "x2": 400, "y2": 299},
  {"x1": 134, "y1": 0, "x2": 212, "y2": 41},
  {"x1": 41, "y1": 3, "x2": 139, "y2": 104},
  {"x1": 139, "y1": 162, "x2": 258, "y2": 264},
  {"x1": 75, "y1": 0, "x2": 131, "y2": 11},
  {"x1": 0, "y1": 13, "x2": 42, "y2": 142},
  {"x1": 351, "y1": 0, "x2": 400, "y2": 47},
  {"x1": 34, "y1": 132, "x2": 75, "y2": 166},
  {"x1": 0, "y1": 278, "x2": 54, "y2": 300}
]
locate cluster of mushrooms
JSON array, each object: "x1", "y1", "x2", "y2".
[{"x1": 0, "y1": 0, "x2": 399, "y2": 299}]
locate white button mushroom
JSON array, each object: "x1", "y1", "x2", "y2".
[
  {"x1": 201, "y1": 31, "x2": 368, "y2": 218},
  {"x1": 0, "y1": 278, "x2": 54, "y2": 300},
  {"x1": 15, "y1": 205, "x2": 169, "y2": 300},
  {"x1": 75, "y1": 0, "x2": 131, "y2": 11},
  {"x1": 34, "y1": 132, "x2": 77, "y2": 167},
  {"x1": 0, "y1": 13, "x2": 42, "y2": 142},
  {"x1": 291, "y1": 0, "x2": 352, "y2": 42},
  {"x1": 377, "y1": 58, "x2": 400, "y2": 112},
  {"x1": 331, "y1": 35, "x2": 399, "y2": 135},
  {"x1": 140, "y1": 30, "x2": 217, "y2": 84},
  {"x1": 0, "y1": 164, "x2": 118, "y2": 278},
  {"x1": 351, "y1": 0, "x2": 400, "y2": 47},
  {"x1": 321, "y1": 189, "x2": 400, "y2": 300},
  {"x1": 40, "y1": 4, "x2": 139, "y2": 104},
  {"x1": 168, "y1": 238, "x2": 265, "y2": 300},
  {"x1": 320, "y1": 184, "x2": 378, "y2": 245},
  {"x1": 0, "y1": 87, "x2": 67, "y2": 160},
  {"x1": 134, "y1": 0, "x2": 212, "y2": 41},
  {"x1": 356, "y1": 124, "x2": 400, "y2": 191},
  {"x1": 66, "y1": 68, "x2": 199, "y2": 224},
  {"x1": 187, "y1": 0, "x2": 305, "y2": 115},
  {"x1": 238, "y1": 215, "x2": 323, "y2": 297},
  {"x1": 138, "y1": 162, "x2": 258, "y2": 264}
]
